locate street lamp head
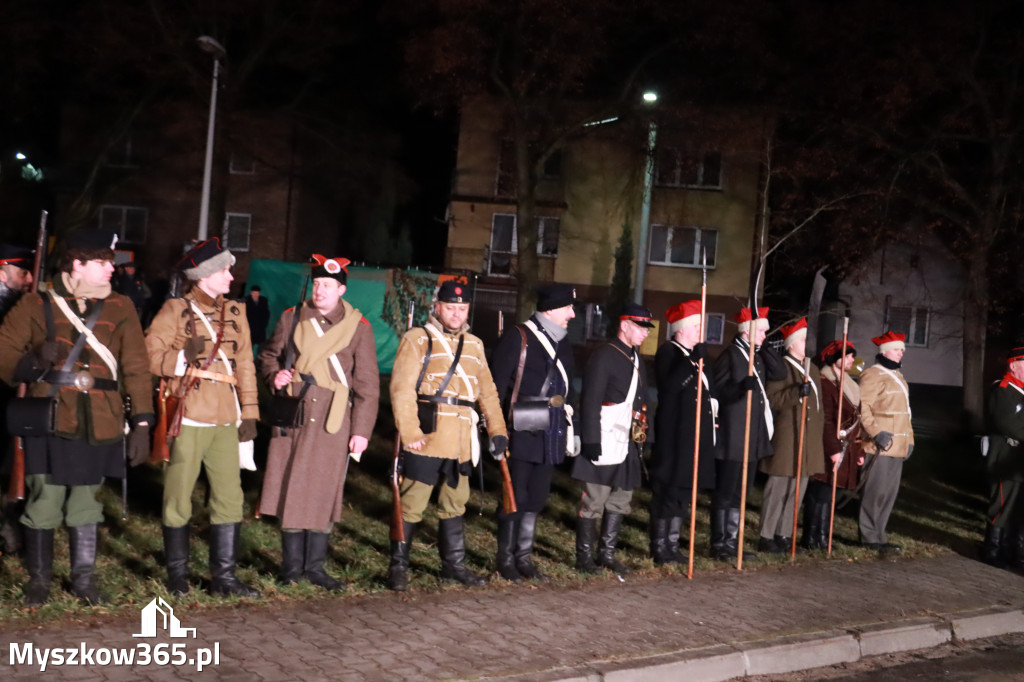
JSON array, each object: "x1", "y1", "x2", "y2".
[
  {"x1": 642, "y1": 91, "x2": 658, "y2": 104},
  {"x1": 197, "y1": 35, "x2": 227, "y2": 60},
  {"x1": 15, "y1": 152, "x2": 26, "y2": 160}
]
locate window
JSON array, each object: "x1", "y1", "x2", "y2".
[
  {"x1": 230, "y1": 152, "x2": 255, "y2": 175},
  {"x1": 655, "y1": 148, "x2": 722, "y2": 189},
  {"x1": 648, "y1": 225, "x2": 717, "y2": 267},
  {"x1": 567, "y1": 303, "x2": 608, "y2": 344},
  {"x1": 704, "y1": 313, "x2": 725, "y2": 345},
  {"x1": 487, "y1": 213, "x2": 561, "y2": 275},
  {"x1": 886, "y1": 305, "x2": 929, "y2": 347},
  {"x1": 99, "y1": 205, "x2": 147, "y2": 244},
  {"x1": 106, "y1": 133, "x2": 140, "y2": 168},
  {"x1": 223, "y1": 213, "x2": 252, "y2": 252}
]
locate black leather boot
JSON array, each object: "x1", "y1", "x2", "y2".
[
  {"x1": 575, "y1": 516, "x2": 600, "y2": 574},
  {"x1": 651, "y1": 516, "x2": 683, "y2": 565},
  {"x1": 596, "y1": 513, "x2": 632, "y2": 574},
  {"x1": 709, "y1": 507, "x2": 729, "y2": 560},
  {"x1": 515, "y1": 512, "x2": 548, "y2": 580},
  {"x1": 279, "y1": 531, "x2": 304, "y2": 585},
  {"x1": 496, "y1": 517, "x2": 522, "y2": 582},
  {"x1": 22, "y1": 526, "x2": 53, "y2": 606},
  {"x1": 774, "y1": 535, "x2": 793, "y2": 554},
  {"x1": 163, "y1": 525, "x2": 190, "y2": 596},
  {"x1": 68, "y1": 523, "x2": 107, "y2": 604},
  {"x1": 208, "y1": 523, "x2": 259, "y2": 597},
  {"x1": 800, "y1": 503, "x2": 820, "y2": 550},
  {"x1": 725, "y1": 508, "x2": 757, "y2": 561},
  {"x1": 668, "y1": 516, "x2": 687, "y2": 563},
  {"x1": 980, "y1": 525, "x2": 1008, "y2": 568},
  {"x1": 304, "y1": 531, "x2": 346, "y2": 591},
  {"x1": 387, "y1": 521, "x2": 417, "y2": 591},
  {"x1": 1014, "y1": 533, "x2": 1024, "y2": 572},
  {"x1": 438, "y1": 517, "x2": 486, "y2": 587}
]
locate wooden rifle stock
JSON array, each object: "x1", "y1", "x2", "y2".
[
  {"x1": 7, "y1": 210, "x2": 48, "y2": 501},
  {"x1": 390, "y1": 301, "x2": 416, "y2": 544},
  {"x1": 498, "y1": 457, "x2": 517, "y2": 514},
  {"x1": 150, "y1": 378, "x2": 172, "y2": 464}
]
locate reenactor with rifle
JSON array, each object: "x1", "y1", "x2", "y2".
[
  {"x1": 0, "y1": 230, "x2": 153, "y2": 605},
  {"x1": 490, "y1": 283, "x2": 577, "y2": 582},
  {"x1": 980, "y1": 344, "x2": 1024, "y2": 569},
  {"x1": 571, "y1": 302, "x2": 653, "y2": 575},
  {"x1": 388, "y1": 280, "x2": 508, "y2": 590},
  {"x1": 257, "y1": 255, "x2": 379, "y2": 590},
  {"x1": 146, "y1": 238, "x2": 260, "y2": 597}
]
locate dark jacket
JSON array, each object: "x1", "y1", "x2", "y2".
[
  {"x1": 651, "y1": 340, "x2": 716, "y2": 491},
  {"x1": 490, "y1": 315, "x2": 575, "y2": 465},
  {"x1": 986, "y1": 376, "x2": 1024, "y2": 482},
  {"x1": 710, "y1": 336, "x2": 786, "y2": 462}
]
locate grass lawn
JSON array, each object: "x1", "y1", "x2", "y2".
[{"x1": 0, "y1": 406, "x2": 990, "y2": 631}]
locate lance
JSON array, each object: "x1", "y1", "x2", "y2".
[
  {"x1": 688, "y1": 249, "x2": 709, "y2": 579},
  {"x1": 790, "y1": 355, "x2": 812, "y2": 559},
  {"x1": 828, "y1": 316, "x2": 849, "y2": 555},
  {"x1": 736, "y1": 306, "x2": 761, "y2": 571}
]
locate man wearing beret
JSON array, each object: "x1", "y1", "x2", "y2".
[
  {"x1": 759, "y1": 317, "x2": 825, "y2": 554},
  {"x1": 388, "y1": 280, "x2": 508, "y2": 590},
  {"x1": 0, "y1": 243, "x2": 36, "y2": 556},
  {"x1": 804, "y1": 339, "x2": 863, "y2": 550},
  {"x1": 709, "y1": 306, "x2": 786, "y2": 561},
  {"x1": 858, "y1": 330, "x2": 914, "y2": 555},
  {"x1": 649, "y1": 300, "x2": 716, "y2": 564},
  {"x1": 981, "y1": 344, "x2": 1024, "y2": 569},
  {"x1": 146, "y1": 238, "x2": 260, "y2": 597},
  {"x1": 258, "y1": 255, "x2": 379, "y2": 590},
  {"x1": 490, "y1": 283, "x2": 577, "y2": 581},
  {"x1": 0, "y1": 230, "x2": 153, "y2": 604},
  {"x1": 571, "y1": 302, "x2": 653, "y2": 575}
]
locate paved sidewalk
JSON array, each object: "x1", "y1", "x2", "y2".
[{"x1": 3, "y1": 554, "x2": 1024, "y2": 681}]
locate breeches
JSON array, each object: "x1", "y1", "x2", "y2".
[
  {"x1": 579, "y1": 481, "x2": 633, "y2": 519},
  {"x1": 163, "y1": 425, "x2": 243, "y2": 527},
  {"x1": 500, "y1": 458, "x2": 554, "y2": 517},
  {"x1": 21, "y1": 474, "x2": 103, "y2": 529}
]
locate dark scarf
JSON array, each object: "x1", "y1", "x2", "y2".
[{"x1": 875, "y1": 353, "x2": 902, "y2": 371}]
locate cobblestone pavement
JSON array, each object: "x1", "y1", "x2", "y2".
[{"x1": 3, "y1": 554, "x2": 1023, "y2": 681}]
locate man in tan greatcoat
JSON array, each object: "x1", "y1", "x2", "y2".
[
  {"x1": 388, "y1": 280, "x2": 507, "y2": 591},
  {"x1": 146, "y1": 238, "x2": 260, "y2": 597},
  {"x1": 258, "y1": 254, "x2": 378, "y2": 590},
  {"x1": 858, "y1": 330, "x2": 914, "y2": 555},
  {"x1": 760, "y1": 317, "x2": 825, "y2": 554}
]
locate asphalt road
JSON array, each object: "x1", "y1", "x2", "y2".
[{"x1": 749, "y1": 633, "x2": 1024, "y2": 682}]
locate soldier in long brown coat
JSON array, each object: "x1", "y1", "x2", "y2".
[
  {"x1": 803, "y1": 339, "x2": 864, "y2": 549},
  {"x1": 759, "y1": 318, "x2": 825, "y2": 553},
  {"x1": 388, "y1": 280, "x2": 508, "y2": 591},
  {"x1": 258, "y1": 255, "x2": 379, "y2": 590}
]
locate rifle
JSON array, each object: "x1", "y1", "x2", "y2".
[
  {"x1": 495, "y1": 310, "x2": 517, "y2": 515},
  {"x1": 7, "y1": 209, "x2": 48, "y2": 502},
  {"x1": 390, "y1": 301, "x2": 416, "y2": 543},
  {"x1": 150, "y1": 378, "x2": 172, "y2": 464}
]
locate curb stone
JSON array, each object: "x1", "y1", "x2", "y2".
[{"x1": 480, "y1": 607, "x2": 1024, "y2": 682}]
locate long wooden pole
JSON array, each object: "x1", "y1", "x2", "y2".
[
  {"x1": 687, "y1": 250, "x2": 709, "y2": 579},
  {"x1": 389, "y1": 301, "x2": 416, "y2": 543},
  {"x1": 737, "y1": 312, "x2": 759, "y2": 571},
  {"x1": 827, "y1": 317, "x2": 849, "y2": 555},
  {"x1": 790, "y1": 356, "x2": 812, "y2": 559}
]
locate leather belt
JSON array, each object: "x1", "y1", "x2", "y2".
[
  {"x1": 188, "y1": 368, "x2": 238, "y2": 385},
  {"x1": 419, "y1": 396, "x2": 476, "y2": 408},
  {"x1": 43, "y1": 370, "x2": 117, "y2": 392}
]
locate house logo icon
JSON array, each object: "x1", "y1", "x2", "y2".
[{"x1": 133, "y1": 597, "x2": 197, "y2": 638}]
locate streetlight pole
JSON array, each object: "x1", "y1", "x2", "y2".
[
  {"x1": 197, "y1": 36, "x2": 227, "y2": 242},
  {"x1": 633, "y1": 91, "x2": 658, "y2": 304}
]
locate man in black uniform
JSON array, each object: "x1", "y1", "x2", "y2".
[
  {"x1": 650, "y1": 300, "x2": 716, "y2": 564},
  {"x1": 981, "y1": 343, "x2": 1024, "y2": 569},
  {"x1": 571, "y1": 302, "x2": 652, "y2": 575},
  {"x1": 709, "y1": 306, "x2": 786, "y2": 561},
  {"x1": 490, "y1": 283, "x2": 577, "y2": 581}
]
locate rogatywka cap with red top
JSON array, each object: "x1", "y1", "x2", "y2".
[
  {"x1": 310, "y1": 254, "x2": 350, "y2": 284},
  {"x1": 666, "y1": 300, "x2": 702, "y2": 334},
  {"x1": 779, "y1": 317, "x2": 808, "y2": 349},
  {"x1": 735, "y1": 306, "x2": 770, "y2": 333},
  {"x1": 872, "y1": 330, "x2": 906, "y2": 353}
]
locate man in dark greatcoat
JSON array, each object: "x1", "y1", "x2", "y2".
[
  {"x1": 709, "y1": 306, "x2": 786, "y2": 561},
  {"x1": 572, "y1": 302, "x2": 653, "y2": 575},
  {"x1": 649, "y1": 300, "x2": 716, "y2": 565},
  {"x1": 981, "y1": 343, "x2": 1024, "y2": 569},
  {"x1": 490, "y1": 283, "x2": 577, "y2": 582}
]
